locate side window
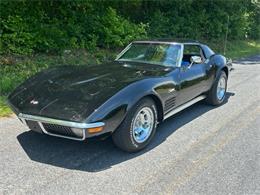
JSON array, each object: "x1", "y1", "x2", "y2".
[
  {"x1": 182, "y1": 45, "x2": 205, "y2": 65},
  {"x1": 184, "y1": 45, "x2": 201, "y2": 56}
]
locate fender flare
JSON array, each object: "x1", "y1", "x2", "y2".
[{"x1": 210, "y1": 54, "x2": 229, "y2": 86}]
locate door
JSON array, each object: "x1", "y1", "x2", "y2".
[{"x1": 176, "y1": 44, "x2": 208, "y2": 106}]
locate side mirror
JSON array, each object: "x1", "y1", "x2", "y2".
[
  {"x1": 187, "y1": 56, "x2": 202, "y2": 69},
  {"x1": 190, "y1": 56, "x2": 202, "y2": 64}
]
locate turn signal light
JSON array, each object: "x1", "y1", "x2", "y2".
[{"x1": 88, "y1": 126, "x2": 104, "y2": 134}]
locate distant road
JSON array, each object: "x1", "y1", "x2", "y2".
[{"x1": 1, "y1": 55, "x2": 259, "y2": 194}]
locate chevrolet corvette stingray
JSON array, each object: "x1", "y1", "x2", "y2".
[{"x1": 8, "y1": 40, "x2": 232, "y2": 152}]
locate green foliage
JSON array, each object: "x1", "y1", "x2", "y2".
[
  {"x1": 0, "y1": 0, "x2": 259, "y2": 55},
  {"x1": 0, "y1": 96, "x2": 12, "y2": 117},
  {"x1": 247, "y1": 1, "x2": 260, "y2": 39},
  {"x1": 0, "y1": 1, "x2": 147, "y2": 54},
  {"x1": 143, "y1": 0, "x2": 259, "y2": 40},
  {"x1": 1, "y1": 15, "x2": 37, "y2": 54},
  {"x1": 97, "y1": 7, "x2": 147, "y2": 48},
  {"x1": 220, "y1": 40, "x2": 260, "y2": 59}
]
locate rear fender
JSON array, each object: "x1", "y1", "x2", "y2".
[{"x1": 209, "y1": 54, "x2": 229, "y2": 86}]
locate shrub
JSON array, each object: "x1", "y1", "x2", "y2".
[
  {"x1": 96, "y1": 7, "x2": 147, "y2": 48},
  {"x1": 0, "y1": 15, "x2": 37, "y2": 55}
]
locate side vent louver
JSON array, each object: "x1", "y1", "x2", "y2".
[{"x1": 165, "y1": 97, "x2": 176, "y2": 111}]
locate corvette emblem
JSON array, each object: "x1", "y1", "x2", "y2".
[{"x1": 30, "y1": 100, "x2": 39, "y2": 105}]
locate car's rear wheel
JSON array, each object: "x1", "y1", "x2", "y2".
[
  {"x1": 112, "y1": 98, "x2": 158, "y2": 152},
  {"x1": 206, "y1": 70, "x2": 227, "y2": 105}
]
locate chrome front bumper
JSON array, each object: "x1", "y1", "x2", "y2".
[{"x1": 18, "y1": 113, "x2": 105, "y2": 141}]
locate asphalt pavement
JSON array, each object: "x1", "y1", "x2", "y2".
[{"x1": 0, "y1": 55, "x2": 259, "y2": 195}]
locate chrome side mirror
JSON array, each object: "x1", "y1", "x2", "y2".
[
  {"x1": 191, "y1": 56, "x2": 202, "y2": 64},
  {"x1": 188, "y1": 56, "x2": 202, "y2": 68}
]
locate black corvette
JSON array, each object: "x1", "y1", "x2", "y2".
[{"x1": 8, "y1": 40, "x2": 232, "y2": 152}]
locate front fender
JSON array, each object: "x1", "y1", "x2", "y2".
[{"x1": 86, "y1": 78, "x2": 167, "y2": 132}]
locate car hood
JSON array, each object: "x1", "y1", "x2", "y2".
[{"x1": 8, "y1": 61, "x2": 172, "y2": 122}]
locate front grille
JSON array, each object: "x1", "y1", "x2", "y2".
[
  {"x1": 42, "y1": 123, "x2": 81, "y2": 138},
  {"x1": 165, "y1": 97, "x2": 176, "y2": 111}
]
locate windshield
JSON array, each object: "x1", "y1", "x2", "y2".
[{"x1": 117, "y1": 43, "x2": 182, "y2": 67}]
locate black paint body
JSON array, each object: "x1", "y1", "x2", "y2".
[{"x1": 8, "y1": 42, "x2": 231, "y2": 136}]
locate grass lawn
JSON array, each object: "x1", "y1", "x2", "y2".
[
  {"x1": 0, "y1": 96, "x2": 12, "y2": 117},
  {"x1": 210, "y1": 40, "x2": 260, "y2": 59},
  {"x1": 0, "y1": 40, "x2": 259, "y2": 117}
]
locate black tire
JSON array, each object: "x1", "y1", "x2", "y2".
[
  {"x1": 206, "y1": 71, "x2": 227, "y2": 106},
  {"x1": 112, "y1": 98, "x2": 158, "y2": 152}
]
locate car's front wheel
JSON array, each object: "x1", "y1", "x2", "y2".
[{"x1": 112, "y1": 98, "x2": 158, "y2": 152}]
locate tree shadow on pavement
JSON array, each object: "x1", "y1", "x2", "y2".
[{"x1": 17, "y1": 92, "x2": 235, "y2": 172}]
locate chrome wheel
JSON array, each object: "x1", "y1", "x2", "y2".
[
  {"x1": 132, "y1": 107, "x2": 154, "y2": 143},
  {"x1": 217, "y1": 75, "x2": 226, "y2": 100}
]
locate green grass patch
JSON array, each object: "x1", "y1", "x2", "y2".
[
  {"x1": 208, "y1": 40, "x2": 260, "y2": 59},
  {"x1": 0, "y1": 96, "x2": 12, "y2": 117},
  {"x1": 225, "y1": 40, "x2": 260, "y2": 59},
  {"x1": 0, "y1": 40, "x2": 259, "y2": 117}
]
